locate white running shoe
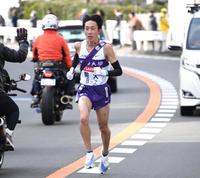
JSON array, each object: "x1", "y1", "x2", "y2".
[
  {"x1": 85, "y1": 152, "x2": 94, "y2": 169},
  {"x1": 99, "y1": 154, "x2": 109, "y2": 174}
]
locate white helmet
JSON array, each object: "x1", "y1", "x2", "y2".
[{"x1": 42, "y1": 14, "x2": 58, "y2": 30}]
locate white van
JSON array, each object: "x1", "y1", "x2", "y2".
[{"x1": 169, "y1": 4, "x2": 200, "y2": 115}]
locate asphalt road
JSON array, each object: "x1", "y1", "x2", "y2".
[{"x1": 1, "y1": 50, "x2": 200, "y2": 178}]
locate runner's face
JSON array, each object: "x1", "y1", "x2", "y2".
[{"x1": 84, "y1": 20, "x2": 100, "y2": 42}]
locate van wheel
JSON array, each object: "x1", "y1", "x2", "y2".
[{"x1": 180, "y1": 106, "x2": 194, "y2": 116}]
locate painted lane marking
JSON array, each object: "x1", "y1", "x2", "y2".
[
  {"x1": 160, "y1": 105, "x2": 177, "y2": 109},
  {"x1": 110, "y1": 148, "x2": 137, "y2": 154},
  {"x1": 145, "y1": 123, "x2": 167, "y2": 128},
  {"x1": 77, "y1": 167, "x2": 100, "y2": 174},
  {"x1": 139, "y1": 128, "x2": 162, "y2": 133},
  {"x1": 121, "y1": 140, "x2": 147, "y2": 146},
  {"x1": 131, "y1": 133, "x2": 155, "y2": 140},
  {"x1": 162, "y1": 95, "x2": 178, "y2": 98},
  {"x1": 96, "y1": 156, "x2": 125, "y2": 163},
  {"x1": 157, "y1": 109, "x2": 176, "y2": 113},
  {"x1": 155, "y1": 113, "x2": 174, "y2": 117},
  {"x1": 162, "y1": 92, "x2": 177, "y2": 94},
  {"x1": 162, "y1": 99, "x2": 178, "y2": 102},
  {"x1": 161, "y1": 101, "x2": 178, "y2": 105},
  {"x1": 77, "y1": 157, "x2": 125, "y2": 174},
  {"x1": 151, "y1": 118, "x2": 171, "y2": 122}
]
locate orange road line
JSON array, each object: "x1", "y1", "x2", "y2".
[{"x1": 46, "y1": 68, "x2": 161, "y2": 178}]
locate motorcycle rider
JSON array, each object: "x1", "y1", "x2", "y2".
[
  {"x1": 0, "y1": 28, "x2": 29, "y2": 151},
  {"x1": 30, "y1": 14, "x2": 73, "y2": 109}
]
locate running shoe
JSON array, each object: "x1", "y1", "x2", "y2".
[
  {"x1": 99, "y1": 154, "x2": 109, "y2": 174},
  {"x1": 85, "y1": 152, "x2": 94, "y2": 169}
]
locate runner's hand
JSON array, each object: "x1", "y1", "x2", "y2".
[
  {"x1": 66, "y1": 67, "x2": 74, "y2": 80},
  {"x1": 93, "y1": 67, "x2": 108, "y2": 76}
]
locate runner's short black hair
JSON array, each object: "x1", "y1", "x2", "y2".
[{"x1": 82, "y1": 14, "x2": 103, "y2": 29}]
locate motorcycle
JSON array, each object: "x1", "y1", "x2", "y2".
[
  {"x1": 0, "y1": 73, "x2": 31, "y2": 168},
  {"x1": 31, "y1": 60, "x2": 73, "y2": 126}
]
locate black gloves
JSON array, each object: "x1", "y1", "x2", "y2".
[{"x1": 16, "y1": 28, "x2": 28, "y2": 44}]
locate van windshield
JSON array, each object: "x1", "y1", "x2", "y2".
[
  {"x1": 58, "y1": 27, "x2": 85, "y2": 43},
  {"x1": 187, "y1": 18, "x2": 200, "y2": 49}
]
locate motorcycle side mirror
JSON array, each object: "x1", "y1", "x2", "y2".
[{"x1": 20, "y1": 74, "x2": 31, "y2": 81}]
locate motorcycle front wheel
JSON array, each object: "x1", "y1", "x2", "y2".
[
  {"x1": 41, "y1": 86, "x2": 56, "y2": 125},
  {"x1": 0, "y1": 151, "x2": 4, "y2": 168}
]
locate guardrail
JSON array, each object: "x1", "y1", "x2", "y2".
[{"x1": 133, "y1": 30, "x2": 168, "y2": 51}]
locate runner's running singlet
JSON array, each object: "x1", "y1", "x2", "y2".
[{"x1": 79, "y1": 40, "x2": 110, "y2": 86}]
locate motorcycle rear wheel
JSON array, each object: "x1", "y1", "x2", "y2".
[{"x1": 41, "y1": 87, "x2": 56, "y2": 125}]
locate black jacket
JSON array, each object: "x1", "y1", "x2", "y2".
[{"x1": 0, "y1": 41, "x2": 29, "y2": 92}]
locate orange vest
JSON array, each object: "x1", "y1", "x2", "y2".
[{"x1": 32, "y1": 30, "x2": 72, "y2": 68}]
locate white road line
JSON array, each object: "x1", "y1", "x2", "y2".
[
  {"x1": 157, "y1": 109, "x2": 176, "y2": 113},
  {"x1": 162, "y1": 95, "x2": 178, "y2": 98},
  {"x1": 110, "y1": 148, "x2": 137, "y2": 154},
  {"x1": 161, "y1": 88, "x2": 176, "y2": 90},
  {"x1": 162, "y1": 93, "x2": 177, "y2": 96},
  {"x1": 162, "y1": 98, "x2": 178, "y2": 102},
  {"x1": 145, "y1": 122, "x2": 167, "y2": 128},
  {"x1": 160, "y1": 105, "x2": 177, "y2": 109},
  {"x1": 131, "y1": 133, "x2": 155, "y2": 139},
  {"x1": 162, "y1": 92, "x2": 177, "y2": 95},
  {"x1": 151, "y1": 118, "x2": 171, "y2": 122},
  {"x1": 77, "y1": 167, "x2": 100, "y2": 174},
  {"x1": 160, "y1": 86, "x2": 175, "y2": 89},
  {"x1": 155, "y1": 113, "x2": 174, "y2": 117},
  {"x1": 96, "y1": 156, "x2": 125, "y2": 163},
  {"x1": 77, "y1": 157, "x2": 125, "y2": 174},
  {"x1": 139, "y1": 128, "x2": 162, "y2": 133},
  {"x1": 161, "y1": 86, "x2": 176, "y2": 91},
  {"x1": 162, "y1": 91, "x2": 177, "y2": 94},
  {"x1": 121, "y1": 140, "x2": 147, "y2": 146},
  {"x1": 161, "y1": 101, "x2": 179, "y2": 105}
]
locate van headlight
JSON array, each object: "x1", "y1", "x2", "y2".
[{"x1": 182, "y1": 89, "x2": 195, "y2": 99}]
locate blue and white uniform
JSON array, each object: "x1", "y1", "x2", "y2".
[
  {"x1": 76, "y1": 40, "x2": 111, "y2": 110},
  {"x1": 79, "y1": 40, "x2": 110, "y2": 86}
]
